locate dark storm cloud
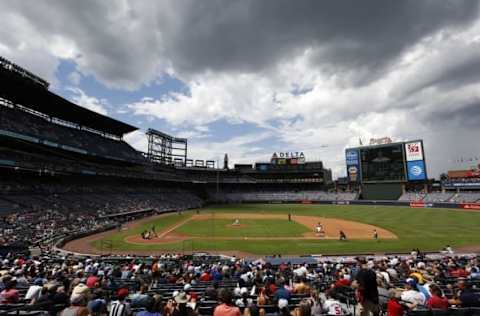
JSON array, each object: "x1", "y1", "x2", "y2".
[
  {"x1": 0, "y1": 0, "x2": 164, "y2": 89},
  {"x1": 162, "y1": 0, "x2": 479, "y2": 80},
  {"x1": 429, "y1": 101, "x2": 480, "y2": 128},
  {"x1": 3, "y1": 0, "x2": 478, "y2": 88},
  {"x1": 423, "y1": 56, "x2": 480, "y2": 93}
]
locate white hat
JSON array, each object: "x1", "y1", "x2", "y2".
[
  {"x1": 278, "y1": 299, "x2": 288, "y2": 309},
  {"x1": 184, "y1": 284, "x2": 191, "y2": 291}
]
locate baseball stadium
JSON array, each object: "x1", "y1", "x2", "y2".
[{"x1": 2, "y1": 4, "x2": 480, "y2": 314}]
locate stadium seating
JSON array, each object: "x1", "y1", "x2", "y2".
[
  {"x1": 449, "y1": 192, "x2": 480, "y2": 203},
  {"x1": 210, "y1": 191, "x2": 357, "y2": 203},
  {"x1": 0, "y1": 174, "x2": 204, "y2": 248},
  {"x1": 0, "y1": 105, "x2": 144, "y2": 162},
  {"x1": 398, "y1": 192, "x2": 426, "y2": 202},
  {"x1": 398, "y1": 191, "x2": 480, "y2": 203},
  {"x1": 423, "y1": 192, "x2": 455, "y2": 203}
]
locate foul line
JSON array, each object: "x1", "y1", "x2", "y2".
[{"x1": 157, "y1": 216, "x2": 193, "y2": 238}]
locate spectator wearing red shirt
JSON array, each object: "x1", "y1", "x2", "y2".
[
  {"x1": 184, "y1": 284, "x2": 198, "y2": 301},
  {"x1": 426, "y1": 284, "x2": 449, "y2": 310},
  {"x1": 200, "y1": 271, "x2": 212, "y2": 282},
  {"x1": 267, "y1": 279, "x2": 277, "y2": 296},
  {"x1": 449, "y1": 265, "x2": 468, "y2": 278},
  {"x1": 0, "y1": 280, "x2": 19, "y2": 305},
  {"x1": 214, "y1": 288, "x2": 241, "y2": 316},
  {"x1": 387, "y1": 290, "x2": 405, "y2": 316},
  {"x1": 334, "y1": 277, "x2": 351, "y2": 288}
]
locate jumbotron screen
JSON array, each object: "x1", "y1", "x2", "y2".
[{"x1": 360, "y1": 144, "x2": 406, "y2": 182}]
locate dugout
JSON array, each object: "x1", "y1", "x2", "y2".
[{"x1": 360, "y1": 183, "x2": 403, "y2": 200}]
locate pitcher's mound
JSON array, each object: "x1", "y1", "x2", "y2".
[{"x1": 227, "y1": 224, "x2": 248, "y2": 229}]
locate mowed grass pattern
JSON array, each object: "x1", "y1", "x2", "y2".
[
  {"x1": 174, "y1": 219, "x2": 310, "y2": 237},
  {"x1": 90, "y1": 204, "x2": 480, "y2": 255}
]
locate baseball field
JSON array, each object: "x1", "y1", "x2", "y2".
[{"x1": 62, "y1": 204, "x2": 480, "y2": 256}]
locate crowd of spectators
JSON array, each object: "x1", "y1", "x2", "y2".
[
  {"x1": 448, "y1": 193, "x2": 480, "y2": 204},
  {"x1": 0, "y1": 250, "x2": 479, "y2": 315},
  {"x1": 0, "y1": 176, "x2": 204, "y2": 249},
  {"x1": 210, "y1": 192, "x2": 357, "y2": 203},
  {"x1": 399, "y1": 192, "x2": 480, "y2": 204}
]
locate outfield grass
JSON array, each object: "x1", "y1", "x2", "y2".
[
  {"x1": 174, "y1": 218, "x2": 309, "y2": 237},
  {"x1": 90, "y1": 204, "x2": 480, "y2": 255}
]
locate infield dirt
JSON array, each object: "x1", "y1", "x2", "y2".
[{"x1": 62, "y1": 211, "x2": 396, "y2": 256}]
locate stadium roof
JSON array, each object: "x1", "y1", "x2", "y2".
[{"x1": 0, "y1": 67, "x2": 137, "y2": 137}]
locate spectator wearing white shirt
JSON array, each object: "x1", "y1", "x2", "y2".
[
  {"x1": 25, "y1": 278, "x2": 44, "y2": 304},
  {"x1": 323, "y1": 289, "x2": 347, "y2": 315},
  {"x1": 401, "y1": 278, "x2": 426, "y2": 310}
]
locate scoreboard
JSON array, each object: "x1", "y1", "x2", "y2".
[
  {"x1": 360, "y1": 143, "x2": 405, "y2": 182},
  {"x1": 345, "y1": 140, "x2": 427, "y2": 183}
]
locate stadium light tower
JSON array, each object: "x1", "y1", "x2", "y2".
[{"x1": 146, "y1": 128, "x2": 187, "y2": 165}]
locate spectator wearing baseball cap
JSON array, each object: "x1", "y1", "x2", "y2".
[
  {"x1": 109, "y1": 287, "x2": 132, "y2": 316},
  {"x1": 60, "y1": 284, "x2": 90, "y2": 316},
  {"x1": 86, "y1": 272, "x2": 100, "y2": 289},
  {"x1": 401, "y1": 278, "x2": 426, "y2": 310},
  {"x1": 171, "y1": 291, "x2": 198, "y2": 316}
]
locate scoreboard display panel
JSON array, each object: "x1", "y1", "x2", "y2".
[{"x1": 360, "y1": 144, "x2": 406, "y2": 182}]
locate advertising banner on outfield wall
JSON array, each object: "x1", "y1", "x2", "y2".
[
  {"x1": 407, "y1": 160, "x2": 427, "y2": 181},
  {"x1": 345, "y1": 149, "x2": 361, "y2": 182},
  {"x1": 410, "y1": 202, "x2": 433, "y2": 208},
  {"x1": 460, "y1": 203, "x2": 480, "y2": 210},
  {"x1": 405, "y1": 141, "x2": 424, "y2": 162}
]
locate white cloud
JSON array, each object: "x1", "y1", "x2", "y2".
[
  {"x1": 186, "y1": 132, "x2": 275, "y2": 165},
  {"x1": 126, "y1": 18, "x2": 480, "y2": 178},
  {"x1": 124, "y1": 130, "x2": 148, "y2": 152},
  {"x1": 66, "y1": 87, "x2": 108, "y2": 115},
  {"x1": 2, "y1": 2, "x2": 480, "y2": 178}
]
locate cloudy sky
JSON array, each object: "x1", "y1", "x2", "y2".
[{"x1": 2, "y1": 0, "x2": 480, "y2": 178}]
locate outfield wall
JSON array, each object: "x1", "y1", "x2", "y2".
[{"x1": 222, "y1": 199, "x2": 471, "y2": 210}]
